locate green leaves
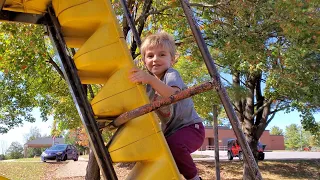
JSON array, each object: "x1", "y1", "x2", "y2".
[
  {"x1": 0, "y1": 22, "x2": 79, "y2": 134},
  {"x1": 1, "y1": 0, "x2": 319, "y2": 138},
  {"x1": 270, "y1": 126, "x2": 284, "y2": 135}
]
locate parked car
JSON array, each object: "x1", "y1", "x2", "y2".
[
  {"x1": 227, "y1": 139, "x2": 266, "y2": 161},
  {"x1": 41, "y1": 144, "x2": 79, "y2": 162}
]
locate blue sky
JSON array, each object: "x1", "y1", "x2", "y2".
[{"x1": 0, "y1": 107, "x2": 319, "y2": 154}]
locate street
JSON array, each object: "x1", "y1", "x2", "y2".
[{"x1": 192, "y1": 150, "x2": 320, "y2": 161}]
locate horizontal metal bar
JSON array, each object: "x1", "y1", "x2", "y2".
[
  {"x1": 103, "y1": 81, "x2": 214, "y2": 129},
  {"x1": 0, "y1": 10, "x2": 45, "y2": 24}
]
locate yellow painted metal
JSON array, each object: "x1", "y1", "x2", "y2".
[
  {"x1": 0, "y1": 176, "x2": 9, "y2": 180},
  {"x1": 52, "y1": 0, "x2": 180, "y2": 179},
  {"x1": 52, "y1": 0, "x2": 114, "y2": 48},
  {"x1": 3, "y1": 0, "x2": 51, "y2": 14}
]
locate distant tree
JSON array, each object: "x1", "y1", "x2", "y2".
[
  {"x1": 309, "y1": 134, "x2": 320, "y2": 147},
  {"x1": 64, "y1": 127, "x2": 88, "y2": 155},
  {"x1": 285, "y1": 124, "x2": 301, "y2": 150},
  {"x1": 6, "y1": 142, "x2": 23, "y2": 159},
  {"x1": 23, "y1": 126, "x2": 43, "y2": 157},
  {"x1": 0, "y1": 154, "x2": 5, "y2": 160},
  {"x1": 24, "y1": 126, "x2": 42, "y2": 142},
  {"x1": 270, "y1": 126, "x2": 284, "y2": 135}
]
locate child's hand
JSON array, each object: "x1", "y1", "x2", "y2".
[{"x1": 129, "y1": 67, "x2": 154, "y2": 85}]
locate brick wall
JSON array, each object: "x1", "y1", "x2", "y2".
[{"x1": 201, "y1": 126, "x2": 285, "y2": 150}]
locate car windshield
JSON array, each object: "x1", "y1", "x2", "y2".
[{"x1": 48, "y1": 144, "x2": 67, "y2": 151}]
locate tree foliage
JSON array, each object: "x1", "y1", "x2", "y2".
[
  {"x1": 284, "y1": 124, "x2": 316, "y2": 150},
  {"x1": 115, "y1": 1, "x2": 319, "y2": 178},
  {"x1": 270, "y1": 126, "x2": 284, "y2": 135},
  {"x1": 23, "y1": 126, "x2": 44, "y2": 157},
  {"x1": 5, "y1": 141, "x2": 23, "y2": 159},
  {"x1": 0, "y1": 0, "x2": 319, "y2": 178},
  {"x1": 0, "y1": 23, "x2": 81, "y2": 134}
]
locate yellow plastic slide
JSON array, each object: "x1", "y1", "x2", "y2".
[
  {"x1": 53, "y1": 0, "x2": 180, "y2": 178},
  {"x1": 2, "y1": 0, "x2": 180, "y2": 179}
]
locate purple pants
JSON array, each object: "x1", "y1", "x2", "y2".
[{"x1": 166, "y1": 123, "x2": 205, "y2": 179}]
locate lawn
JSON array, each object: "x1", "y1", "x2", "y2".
[
  {"x1": 196, "y1": 160, "x2": 320, "y2": 180},
  {"x1": 0, "y1": 158, "x2": 319, "y2": 180},
  {"x1": 0, "y1": 159, "x2": 63, "y2": 180}
]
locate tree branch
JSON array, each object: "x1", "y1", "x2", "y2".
[
  {"x1": 266, "y1": 112, "x2": 276, "y2": 127},
  {"x1": 135, "y1": 2, "x2": 223, "y2": 25},
  {"x1": 233, "y1": 72, "x2": 244, "y2": 122},
  {"x1": 46, "y1": 54, "x2": 64, "y2": 80},
  {"x1": 266, "y1": 104, "x2": 291, "y2": 126},
  {"x1": 131, "y1": 0, "x2": 152, "y2": 57},
  {"x1": 122, "y1": 0, "x2": 135, "y2": 38},
  {"x1": 88, "y1": 85, "x2": 95, "y2": 99},
  {"x1": 269, "y1": 105, "x2": 291, "y2": 115},
  {"x1": 189, "y1": 2, "x2": 223, "y2": 8},
  {"x1": 251, "y1": 99, "x2": 272, "y2": 120}
]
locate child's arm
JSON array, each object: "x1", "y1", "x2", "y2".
[{"x1": 129, "y1": 67, "x2": 180, "y2": 97}]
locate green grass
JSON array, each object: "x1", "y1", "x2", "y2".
[
  {"x1": 196, "y1": 159, "x2": 320, "y2": 180},
  {"x1": 0, "y1": 162, "x2": 49, "y2": 180},
  {"x1": 0, "y1": 158, "x2": 319, "y2": 180}
]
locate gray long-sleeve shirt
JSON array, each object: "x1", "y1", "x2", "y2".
[{"x1": 146, "y1": 67, "x2": 202, "y2": 137}]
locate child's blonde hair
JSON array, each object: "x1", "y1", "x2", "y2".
[{"x1": 141, "y1": 31, "x2": 176, "y2": 63}]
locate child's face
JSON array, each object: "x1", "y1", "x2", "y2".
[{"x1": 144, "y1": 45, "x2": 173, "y2": 79}]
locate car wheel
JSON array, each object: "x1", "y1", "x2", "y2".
[
  {"x1": 63, "y1": 155, "x2": 67, "y2": 161},
  {"x1": 239, "y1": 152, "x2": 243, "y2": 161},
  {"x1": 258, "y1": 153, "x2": 265, "y2": 160},
  {"x1": 56, "y1": 158, "x2": 61, "y2": 162},
  {"x1": 74, "y1": 155, "x2": 78, "y2": 161},
  {"x1": 227, "y1": 151, "x2": 233, "y2": 160}
]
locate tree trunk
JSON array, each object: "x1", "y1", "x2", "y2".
[
  {"x1": 243, "y1": 132, "x2": 258, "y2": 180},
  {"x1": 85, "y1": 148, "x2": 100, "y2": 180},
  {"x1": 242, "y1": 76, "x2": 259, "y2": 180}
]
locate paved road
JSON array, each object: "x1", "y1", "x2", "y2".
[{"x1": 192, "y1": 150, "x2": 320, "y2": 161}]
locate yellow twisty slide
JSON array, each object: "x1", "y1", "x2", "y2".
[{"x1": 2, "y1": 0, "x2": 180, "y2": 179}]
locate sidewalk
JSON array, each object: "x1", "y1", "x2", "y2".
[{"x1": 192, "y1": 150, "x2": 228, "y2": 162}]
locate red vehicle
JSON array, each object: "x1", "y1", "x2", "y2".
[{"x1": 227, "y1": 139, "x2": 265, "y2": 161}]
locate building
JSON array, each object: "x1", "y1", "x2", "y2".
[
  {"x1": 201, "y1": 126, "x2": 285, "y2": 151},
  {"x1": 24, "y1": 137, "x2": 65, "y2": 157}
]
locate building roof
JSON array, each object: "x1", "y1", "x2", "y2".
[{"x1": 24, "y1": 137, "x2": 65, "y2": 148}]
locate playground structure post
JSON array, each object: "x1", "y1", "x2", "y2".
[
  {"x1": 179, "y1": 0, "x2": 263, "y2": 179},
  {"x1": 213, "y1": 105, "x2": 221, "y2": 180}
]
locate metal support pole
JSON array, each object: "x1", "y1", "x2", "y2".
[
  {"x1": 46, "y1": 5, "x2": 117, "y2": 180},
  {"x1": 119, "y1": 0, "x2": 141, "y2": 47},
  {"x1": 104, "y1": 81, "x2": 214, "y2": 128},
  {"x1": 179, "y1": 0, "x2": 262, "y2": 179},
  {"x1": 212, "y1": 105, "x2": 220, "y2": 180}
]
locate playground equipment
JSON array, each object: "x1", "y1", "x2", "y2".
[{"x1": 0, "y1": 0, "x2": 262, "y2": 179}]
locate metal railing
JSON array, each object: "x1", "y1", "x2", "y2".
[{"x1": 206, "y1": 146, "x2": 228, "y2": 151}]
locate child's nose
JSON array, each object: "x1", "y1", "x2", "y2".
[{"x1": 153, "y1": 55, "x2": 159, "y2": 61}]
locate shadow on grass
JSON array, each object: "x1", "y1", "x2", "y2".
[
  {"x1": 259, "y1": 159, "x2": 320, "y2": 179},
  {"x1": 44, "y1": 161, "x2": 68, "y2": 165},
  {"x1": 196, "y1": 159, "x2": 320, "y2": 180}
]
